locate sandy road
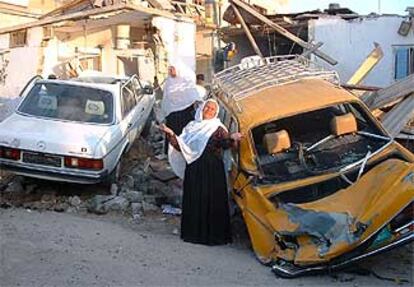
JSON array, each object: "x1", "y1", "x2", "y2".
[{"x1": 0, "y1": 208, "x2": 412, "y2": 287}]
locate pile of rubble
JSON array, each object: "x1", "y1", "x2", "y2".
[
  {"x1": 0, "y1": 125, "x2": 183, "y2": 221},
  {"x1": 361, "y1": 74, "x2": 414, "y2": 151}
]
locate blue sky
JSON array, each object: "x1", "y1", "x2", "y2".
[{"x1": 289, "y1": 0, "x2": 412, "y2": 15}]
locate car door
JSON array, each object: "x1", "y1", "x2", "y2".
[
  {"x1": 120, "y1": 80, "x2": 137, "y2": 145},
  {"x1": 131, "y1": 77, "x2": 147, "y2": 137},
  {"x1": 217, "y1": 101, "x2": 240, "y2": 189}
]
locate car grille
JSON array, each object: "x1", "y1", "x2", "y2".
[{"x1": 22, "y1": 152, "x2": 62, "y2": 168}]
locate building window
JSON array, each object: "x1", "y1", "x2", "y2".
[
  {"x1": 9, "y1": 29, "x2": 27, "y2": 48},
  {"x1": 395, "y1": 46, "x2": 414, "y2": 80}
]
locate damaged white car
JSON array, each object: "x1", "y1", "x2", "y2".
[{"x1": 0, "y1": 74, "x2": 155, "y2": 186}]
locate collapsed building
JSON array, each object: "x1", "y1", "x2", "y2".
[
  {"x1": 0, "y1": 0, "x2": 217, "y2": 98},
  {"x1": 220, "y1": 1, "x2": 414, "y2": 151},
  {"x1": 222, "y1": 3, "x2": 414, "y2": 87}
]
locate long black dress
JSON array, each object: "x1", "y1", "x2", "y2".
[
  {"x1": 168, "y1": 127, "x2": 233, "y2": 245},
  {"x1": 166, "y1": 105, "x2": 196, "y2": 135},
  {"x1": 164, "y1": 105, "x2": 196, "y2": 154}
]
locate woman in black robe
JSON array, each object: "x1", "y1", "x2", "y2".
[
  {"x1": 160, "y1": 100, "x2": 242, "y2": 245},
  {"x1": 161, "y1": 65, "x2": 203, "y2": 153}
]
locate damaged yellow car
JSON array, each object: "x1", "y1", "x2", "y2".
[{"x1": 212, "y1": 55, "x2": 414, "y2": 277}]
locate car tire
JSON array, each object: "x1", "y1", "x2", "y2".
[
  {"x1": 141, "y1": 109, "x2": 155, "y2": 139},
  {"x1": 101, "y1": 158, "x2": 122, "y2": 194}
]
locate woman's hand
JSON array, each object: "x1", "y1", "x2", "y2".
[
  {"x1": 230, "y1": 132, "x2": 243, "y2": 142},
  {"x1": 159, "y1": 124, "x2": 175, "y2": 137}
]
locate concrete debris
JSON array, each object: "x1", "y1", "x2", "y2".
[
  {"x1": 87, "y1": 195, "x2": 116, "y2": 215},
  {"x1": 69, "y1": 195, "x2": 82, "y2": 207},
  {"x1": 105, "y1": 196, "x2": 130, "y2": 212},
  {"x1": 122, "y1": 190, "x2": 144, "y2": 203},
  {"x1": 25, "y1": 184, "x2": 38, "y2": 194},
  {"x1": 4, "y1": 180, "x2": 25, "y2": 194},
  {"x1": 87, "y1": 195, "x2": 130, "y2": 214},
  {"x1": 131, "y1": 202, "x2": 143, "y2": 215},
  {"x1": 123, "y1": 175, "x2": 135, "y2": 190},
  {"x1": 151, "y1": 169, "x2": 178, "y2": 182},
  {"x1": 54, "y1": 202, "x2": 69, "y2": 213},
  {"x1": 142, "y1": 201, "x2": 159, "y2": 213},
  {"x1": 110, "y1": 183, "x2": 119, "y2": 196}
]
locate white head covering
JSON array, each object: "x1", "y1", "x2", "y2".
[
  {"x1": 160, "y1": 62, "x2": 203, "y2": 120},
  {"x1": 168, "y1": 99, "x2": 227, "y2": 179}
]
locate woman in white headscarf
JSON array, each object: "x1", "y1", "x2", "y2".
[
  {"x1": 161, "y1": 63, "x2": 203, "y2": 137},
  {"x1": 160, "y1": 99, "x2": 242, "y2": 245}
]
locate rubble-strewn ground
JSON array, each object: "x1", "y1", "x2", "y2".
[
  {"x1": 0, "y1": 208, "x2": 412, "y2": 287},
  {"x1": 0, "y1": 125, "x2": 413, "y2": 286}
]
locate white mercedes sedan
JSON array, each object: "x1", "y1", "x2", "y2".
[{"x1": 0, "y1": 74, "x2": 155, "y2": 186}]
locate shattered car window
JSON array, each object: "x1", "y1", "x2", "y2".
[
  {"x1": 252, "y1": 102, "x2": 389, "y2": 184},
  {"x1": 18, "y1": 83, "x2": 114, "y2": 124}
]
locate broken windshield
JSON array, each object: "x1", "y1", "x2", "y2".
[
  {"x1": 252, "y1": 102, "x2": 390, "y2": 184},
  {"x1": 18, "y1": 83, "x2": 114, "y2": 124}
]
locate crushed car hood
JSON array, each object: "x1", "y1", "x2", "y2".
[
  {"x1": 268, "y1": 158, "x2": 414, "y2": 265},
  {"x1": 0, "y1": 113, "x2": 111, "y2": 157}
]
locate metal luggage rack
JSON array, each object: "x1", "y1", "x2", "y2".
[{"x1": 213, "y1": 55, "x2": 340, "y2": 103}]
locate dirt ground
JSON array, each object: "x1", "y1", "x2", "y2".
[{"x1": 0, "y1": 207, "x2": 413, "y2": 287}]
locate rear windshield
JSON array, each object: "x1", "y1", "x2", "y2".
[{"x1": 18, "y1": 83, "x2": 114, "y2": 124}]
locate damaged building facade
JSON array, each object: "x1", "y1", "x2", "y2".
[
  {"x1": 0, "y1": 0, "x2": 211, "y2": 100},
  {"x1": 222, "y1": 3, "x2": 414, "y2": 87}
]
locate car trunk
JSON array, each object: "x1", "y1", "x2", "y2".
[{"x1": 0, "y1": 114, "x2": 110, "y2": 157}]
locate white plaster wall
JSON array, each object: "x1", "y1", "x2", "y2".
[
  {"x1": 309, "y1": 16, "x2": 414, "y2": 88},
  {"x1": 0, "y1": 27, "x2": 42, "y2": 98},
  {"x1": 152, "y1": 17, "x2": 196, "y2": 74}
]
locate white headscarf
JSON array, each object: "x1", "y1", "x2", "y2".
[
  {"x1": 168, "y1": 99, "x2": 227, "y2": 179},
  {"x1": 161, "y1": 62, "x2": 203, "y2": 120}
]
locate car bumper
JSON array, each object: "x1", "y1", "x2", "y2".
[
  {"x1": 0, "y1": 160, "x2": 108, "y2": 184},
  {"x1": 271, "y1": 231, "x2": 414, "y2": 278}
]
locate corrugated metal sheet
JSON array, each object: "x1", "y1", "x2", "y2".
[{"x1": 382, "y1": 94, "x2": 414, "y2": 137}]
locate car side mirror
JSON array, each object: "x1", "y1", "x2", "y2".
[{"x1": 141, "y1": 85, "x2": 153, "y2": 95}]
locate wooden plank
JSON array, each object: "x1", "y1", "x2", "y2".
[
  {"x1": 362, "y1": 74, "x2": 414, "y2": 109},
  {"x1": 146, "y1": 0, "x2": 174, "y2": 11},
  {"x1": 341, "y1": 84, "x2": 381, "y2": 92},
  {"x1": 230, "y1": 0, "x2": 338, "y2": 65},
  {"x1": 0, "y1": 3, "x2": 194, "y2": 35},
  {"x1": 231, "y1": 4, "x2": 264, "y2": 59},
  {"x1": 347, "y1": 42, "x2": 383, "y2": 85},
  {"x1": 301, "y1": 42, "x2": 323, "y2": 57},
  {"x1": 381, "y1": 94, "x2": 414, "y2": 137}
]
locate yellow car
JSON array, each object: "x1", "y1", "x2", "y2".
[{"x1": 212, "y1": 55, "x2": 414, "y2": 277}]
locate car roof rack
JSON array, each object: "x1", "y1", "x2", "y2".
[{"x1": 213, "y1": 55, "x2": 340, "y2": 111}]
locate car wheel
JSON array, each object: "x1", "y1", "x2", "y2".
[
  {"x1": 109, "y1": 159, "x2": 122, "y2": 184},
  {"x1": 141, "y1": 109, "x2": 155, "y2": 138},
  {"x1": 101, "y1": 159, "x2": 122, "y2": 194}
]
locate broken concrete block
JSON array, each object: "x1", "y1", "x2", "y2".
[
  {"x1": 122, "y1": 190, "x2": 143, "y2": 203},
  {"x1": 25, "y1": 184, "x2": 38, "y2": 194},
  {"x1": 142, "y1": 201, "x2": 159, "y2": 213},
  {"x1": 105, "y1": 196, "x2": 130, "y2": 212},
  {"x1": 131, "y1": 202, "x2": 143, "y2": 215},
  {"x1": 87, "y1": 195, "x2": 115, "y2": 215},
  {"x1": 123, "y1": 175, "x2": 135, "y2": 189},
  {"x1": 69, "y1": 195, "x2": 82, "y2": 207},
  {"x1": 4, "y1": 181, "x2": 24, "y2": 194},
  {"x1": 110, "y1": 184, "x2": 118, "y2": 196}
]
